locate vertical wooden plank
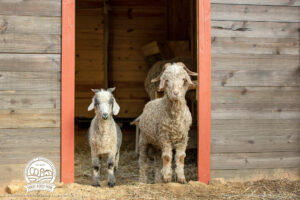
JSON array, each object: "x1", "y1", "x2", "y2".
[
  {"x1": 103, "y1": 0, "x2": 109, "y2": 88},
  {"x1": 61, "y1": 0, "x2": 75, "y2": 183},
  {"x1": 197, "y1": 0, "x2": 211, "y2": 184}
]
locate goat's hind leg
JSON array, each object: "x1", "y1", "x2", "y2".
[{"x1": 138, "y1": 133, "x2": 148, "y2": 183}]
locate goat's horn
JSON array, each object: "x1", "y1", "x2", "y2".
[
  {"x1": 151, "y1": 63, "x2": 172, "y2": 83},
  {"x1": 177, "y1": 62, "x2": 198, "y2": 76},
  {"x1": 91, "y1": 89, "x2": 101, "y2": 93},
  {"x1": 107, "y1": 87, "x2": 116, "y2": 92}
]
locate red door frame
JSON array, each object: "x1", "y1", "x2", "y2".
[
  {"x1": 60, "y1": 0, "x2": 211, "y2": 184},
  {"x1": 61, "y1": 0, "x2": 75, "y2": 183},
  {"x1": 197, "y1": 0, "x2": 211, "y2": 184}
]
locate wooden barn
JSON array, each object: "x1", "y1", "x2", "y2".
[{"x1": 0, "y1": 0, "x2": 299, "y2": 185}]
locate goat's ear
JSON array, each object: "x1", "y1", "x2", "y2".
[
  {"x1": 87, "y1": 98, "x2": 95, "y2": 111},
  {"x1": 108, "y1": 87, "x2": 116, "y2": 93},
  {"x1": 151, "y1": 63, "x2": 172, "y2": 83},
  {"x1": 112, "y1": 97, "x2": 120, "y2": 115},
  {"x1": 177, "y1": 62, "x2": 198, "y2": 76}
]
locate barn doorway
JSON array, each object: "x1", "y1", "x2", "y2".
[{"x1": 71, "y1": 0, "x2": 205, "y2": 185}]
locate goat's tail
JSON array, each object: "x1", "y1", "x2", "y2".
[{"x1": 130, "y1": 115, "x2": 141, "y2": 126}]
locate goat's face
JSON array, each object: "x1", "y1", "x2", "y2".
[
  {"x1": 88, "y1": 88, "x2": 120, "y2": 120},
  {"x1": 155, "y1": 63, "x2": 197, "y2": 101}
]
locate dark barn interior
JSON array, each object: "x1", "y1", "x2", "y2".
[{"x1": 74, "y1": 0, "x2": 198, "y2": 184}]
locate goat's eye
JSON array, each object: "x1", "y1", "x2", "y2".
[
  {"x1": 183, "y1": 78, "x2": 187, "y2": 82},
  {"x1": 94, "y1": 99, "x2": 100, "y2": 105},
  {"x1": 165, "y1": 79, "x2": 169, "y2": 83}
]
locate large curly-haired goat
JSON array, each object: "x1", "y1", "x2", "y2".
[{"x1": 135, "y1": 62, "x2": 197, "y2": 184}]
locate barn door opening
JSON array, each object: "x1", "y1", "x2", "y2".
[{"x1": 62, "y1": 0, "x2": 211, "y2": 184}]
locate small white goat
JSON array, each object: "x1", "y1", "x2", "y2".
[
  {"x1": 87, "y1": 87, "x2": 122, "y2": 187},
  {"x1": 136, "y1": 62, "x2": 197, "y2": 184}
]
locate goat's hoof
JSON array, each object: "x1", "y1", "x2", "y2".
[
  {"x1": 139, "y1": 177, "x2": 147, "y2": 183},
  {"x1": 177, "y1": 177, "x2": 187, "y2": 184},
  {"x1": 92, "y1": 183, "x2": 100, "y2": 187},
  {"x1": 163, "y1": 176, "x2": 172, "y2": 183},
  {"x1": 108, "y1": 181, "x2": 115, "y2": 188}
]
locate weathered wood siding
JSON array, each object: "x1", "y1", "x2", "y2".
[
  {"x1": 75, "y1": 0, "x2": 166, "y2": 118},
  {"x1": 210, "y1": 0, "x2": 300, "y2": 181},
  {"x1": 0, "y1": 0, "x2": 61, "y2": 184}
]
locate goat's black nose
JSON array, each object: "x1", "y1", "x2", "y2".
[{"x1": 102, "y1": 113, "x2": 108, "y2": 119}]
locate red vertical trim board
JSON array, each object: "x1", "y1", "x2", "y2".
[
  {"x1": 61, "y1": 0, "x2": 75, "y2": 183},
  {"x1": 197, "y1": 0, "x2": 212, "y2": 184}
]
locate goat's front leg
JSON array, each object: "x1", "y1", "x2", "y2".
[
  {"x1": 161, "y1": 144, "x2": 172, "y2": 183},
  {"x1": 175, "y1": 141, "x2": 187, "y2": 184},
  {"x1": 107, "y1": 153, "x2": 116, "y2": 187},
  {"x1": 91, "y1": 152, "x2": 101, "y2": 187}
]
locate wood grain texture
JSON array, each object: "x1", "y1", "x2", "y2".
[
  {"x1": 0, "y1": 90, "x2": 60, "y2": 109},
  {"x1": 212, "y1": 66, "x2": 300, "y2": 87},
  {"x1": 0, "y1": 33, "x2": 61, "y2": 53},
  {"x1": 212, "y1": 37, "x2": 299, "y2": 55},
  {"x1": 211, "y1": 152, "x2": 300, "y2": 169},
  {"x1": 0, "y1": 163, "x2": 61, "y2": 184},
  {"x1": 110, "y1": 0, "x2": 166, "y2": 121},
  {"x1": 0, "y1": 71, "x2": 60, "y2": 91},
  {"x1": 212, "y1": 54, "x2": 299, "y2": 70},
  {"x1": 212, "y1": 130, "x2": 300, "y2": 153},
  {"x1": 210, "y1": 0, "x2": 300, "y2": 179},
  {"x1": 75, "y1": 3, "x2": 104, "y2": 118},
  {"x1": 0, "y1": 128, "x2": 60, "y2": 162},
  {"x1": 211, "y1": 168, "x2": 300, "y2": 181},
  {"x1": 75, "y1": 0, "x2": 166, "y2": 118},
  {"x1": 0, "y1": 54, "x2": 60, "y2": 72},
  {"x1": 212, "y1": 4, "x2": 300, "y2": 22},
  {"x1": 212, "y1": 119, "x2": 300, "y2": 131},
  {"x1": 0, "y1": 109, "x2": 60, "y2": 128},
  {"x1": 0, "y1": 0, "x2": 61, "y2": 17},
  {"x1": 212, "y1": 21, "x2": 300, "y2": 38},
  {"x1": 0, "y1": 0, "x2": 62, "y2": 184},
  {"x1": 211, "y1": 0, "x2": 300, "y2": 6},
  {"x1": 212, "y1": 87, "x2": 300, "y2": 104},
  {"x1": 166, "y1": 0, "x2": 190, "y2": 40},
  {"x1": 212, "y1": 107, "x2": 300, "y2": 120},
  {"x1": 0, "y1": 15, "x2": 61, "y2": 34},
  {"x1": 0, "y1": 128, "x2": 60, "y2": 184}
]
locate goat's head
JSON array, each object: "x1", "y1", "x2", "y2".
[
  {"x1": 87, "y1": 87, "x2": 120, "y2": 120},
  {"x1": 151, "y1": 62, "x2": 197, "y2": 101}
]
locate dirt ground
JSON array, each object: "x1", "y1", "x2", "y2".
[{"x1": 0, "y1": 127, "x2": 299, "y2": 199}]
